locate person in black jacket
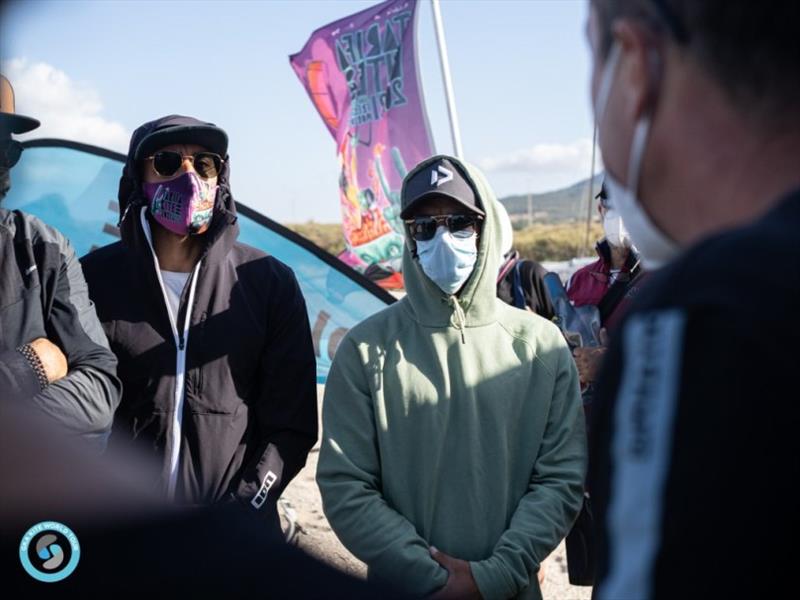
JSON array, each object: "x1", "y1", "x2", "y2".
[
  {"x1": 586, "y1": 1, "x2": 800, "y2": 598},
  {"x1": 0, "y1": 74, "x2": 121, "y2": 447},
  {"x1": 81, "y1": 115, "x2": 318, "y2": 529}
]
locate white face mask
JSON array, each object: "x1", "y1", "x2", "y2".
[
  {"x1": 602, "y1": 207, "x2": 632, "y2": 248},
  {"x1": 595, "y1": 43, "x2": 679, "y2": 269},
  {"x1": 416, "y1": 225, "x2": 478, "y2": 295}
]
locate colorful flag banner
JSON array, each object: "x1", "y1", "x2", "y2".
[{"x1": 290, "y1": 0, "x2": 434, "y2": 279}]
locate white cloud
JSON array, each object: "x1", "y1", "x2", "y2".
[
  {"x1": 2, "y1": 58, "x2": 129, "y2": 152},
  {"x1": 478, "y1": 138, "x2": 603, "y2": 179}
]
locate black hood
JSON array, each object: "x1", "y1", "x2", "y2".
[{"x1": 117, "y1": 115, "x2": 239, "y2": 259}]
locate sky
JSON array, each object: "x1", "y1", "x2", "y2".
[{"x1": 0, "y1": 0, "x2": 597, "y2": 223}]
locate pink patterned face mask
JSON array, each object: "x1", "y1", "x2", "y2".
[{"x1": 143, "y1": 171, "x2": 217, "y2": 235}]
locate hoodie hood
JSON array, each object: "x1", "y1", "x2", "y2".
[
  {"x1": 401, "y1": 155, "x2": 503, "y2": 328},
  {"x1": 117, "y1": 115, "x2": 239, "y2": 259}
]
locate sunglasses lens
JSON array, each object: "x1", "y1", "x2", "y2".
[
  {"x1": 410, "y1": 218, "x2": 438, "y2": 242},
  {"x1": 448, "y1": 215, "x2": 479, "y2": 238},
  {"x1": 194, "y1": 152, "x2": 221, "y2": 179},
  {"x1": 448, "y1": 215, "x2": 476, "y2": 232},
  {"x1": 152, "y1": 151, "x2": 182, "y2": 177}
]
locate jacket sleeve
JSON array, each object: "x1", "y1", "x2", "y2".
[
  {"x1": 0, "y1": 348, "x2": 42, "y2": 401},
  {"x1": 234, "y1": 266, "x2": 318, "y2": 515},
  {"x1": 470, "y1": 342, "x2": 588, "y2": 600},
  {"x1": 29, "y1": 237, "x2": 122, "y2": 450},
  {"x1": 316, "y1": 335, "x2": 449, "y2": 598}
]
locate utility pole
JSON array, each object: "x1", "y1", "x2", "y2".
[
  {"x1": 527, "y1": 191, "x2": 533, "y2": 227},
  {"x1": 583, "y1": 124, "x2": 598, "y2": 256}
]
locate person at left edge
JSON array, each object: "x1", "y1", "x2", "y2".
[
  {"x1": 0, "y1": 74, "x2": 121, "y2": 449},
  {"x1": 81, "y1": 115, "x2": 318, "y2": 527}
]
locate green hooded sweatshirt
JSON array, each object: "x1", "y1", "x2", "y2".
[{"x1": 317, "y1": 156, "x2": 587, "y2": 599}]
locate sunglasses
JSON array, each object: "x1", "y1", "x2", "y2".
[
  {"x1": 145, "y1": 150, "x2": 223, "y2": 179},
  {"x1": 0, "y1": 139, "x2": 23, "y2": 169},
  {"x1": 404, "y1": 214, "x2": 482, "y2": 242}
]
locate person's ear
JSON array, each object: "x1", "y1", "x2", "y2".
[
  {"x1": 598, "y1": 18, "x2": 662, "y2": 184},
  {"x1": 611, "y1": 18, "x2": 662, "y2": 122}
]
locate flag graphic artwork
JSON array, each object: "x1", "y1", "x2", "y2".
[{"x1": 290, "y1": 0, "x2": 434, "y2": 279}]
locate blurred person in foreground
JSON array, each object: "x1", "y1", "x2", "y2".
[
  {"x1": 0, "y1": 74, "x2": 120, "y2": 447},
  {"x1": 1, "y1": 401, "x2": 393, "y2": 597},
  {"x1": 318, "y1": 155, "x2": 586, "y2": 599},
  {"x1": 586, "y1": 0, "x2": 800, "y2": 597},
  {"x1": 81, "y1": 116, "x2": 317, "y2": 529}
]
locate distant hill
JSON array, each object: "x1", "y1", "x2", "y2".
[{"x1": 499, "y1": 173, "x2": 604, "y2": 225}]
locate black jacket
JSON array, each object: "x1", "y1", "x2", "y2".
[
  {"x1": 0, "y1": 207, "x2": 121, "y2": 445},
  {"x1": 80, "y1": 116, "x2": 318, "y2": 516},
  {"x1": 588, "y1": 188, "x2": 800, "y2": 598}
]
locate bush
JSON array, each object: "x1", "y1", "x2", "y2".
[
  {"x1": 512, "y1": 222, "x2": 604, "y2": 261},
  {"x1": 285, "y1": 222, "x2": 346, "y2": 256},
  {"x1": 284, "y1": 220, "x2": 605, "y2": 262}
]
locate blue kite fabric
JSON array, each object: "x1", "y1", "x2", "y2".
[{"x1": 3, "y1": 140, "x2": 394, "y2": 382}]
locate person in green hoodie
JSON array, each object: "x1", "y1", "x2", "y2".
[{"x1": 317, "y1": 155, "x2": 587, "y2": 600}]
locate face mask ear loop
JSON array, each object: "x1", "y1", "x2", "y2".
[
  {"x1": 627, "y1": 43, "x2": 665, "y2": 196},
  {"x1": 595, "y1": 43, "x2": 622, "y2": 132},
  {"x1": 626, "y1": 115, "x2": 651, "y2": 196}
]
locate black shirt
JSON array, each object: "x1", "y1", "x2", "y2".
[{"x1": 589, "y1": 188, "x2": 800, "y2": 599}]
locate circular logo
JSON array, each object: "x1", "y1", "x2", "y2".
[{"x1": 19, "y1": 521, "x2": 80, "y2": 582}]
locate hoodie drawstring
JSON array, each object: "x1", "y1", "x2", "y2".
[
  {"x1": 448, "y1": 296, "x2": 467, "y2": 344},
  {"x1": 117, "y1": 200, "x2": 136, "y2": 228}
]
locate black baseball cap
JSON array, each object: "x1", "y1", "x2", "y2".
[
  {"x1": 133, "y1": 115, "x2": 228, "y2": 161},
  {"x1": 400, "y1": 156, "x2": 484, "y2": 219}
]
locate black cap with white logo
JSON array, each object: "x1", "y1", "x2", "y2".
[{"x1": 400, "y1": 156, "x2": 484, "y2": 219}]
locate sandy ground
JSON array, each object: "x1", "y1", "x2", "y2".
[{"x1": 280, "y1": 387, "x2": 592, "y2": 599}]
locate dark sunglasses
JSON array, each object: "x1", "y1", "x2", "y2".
[
  {"x1": 0, "y1": 138, "x2": 23, "y2": 169},
  {"x1": 404, "y1": 214, "x2": 482, "y2": 242},
  {"x1": 145, "y1": 150, "x2": 223, "y2": 179}
]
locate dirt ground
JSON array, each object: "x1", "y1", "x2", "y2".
[{"x1": 280, "y1": 387, "x2": 592, "y2": 599}]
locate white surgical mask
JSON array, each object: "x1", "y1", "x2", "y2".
[
  {"x1": 595, "y1": 43, "x2": 679, "y2": 269},
  {"x1": 602, "y1": 207, "x2": 632, "y2": 248},
  {"x1": 416, "y1": 225, "x2": 477, "y2": 295}
]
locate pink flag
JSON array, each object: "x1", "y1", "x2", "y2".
[{"x1": 290, "y1": 0, "x2": 434, "y2": 279}]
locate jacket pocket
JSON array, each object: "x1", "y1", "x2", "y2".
[
  {"x1": 185, "y1": 310, "x2": 261, "y2": 414},
  {"x1": 0, "y1": 289, "x2": 46, "y2": 348}
]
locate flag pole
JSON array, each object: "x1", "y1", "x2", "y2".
[{"x1": 430, "y1": 0, "x2": 464, "y2": 158}]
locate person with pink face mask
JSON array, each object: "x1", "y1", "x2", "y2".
[
  {"x1": 81, "y1": 116, "x2": 318, "y2": 531},
  {"x1": 585, "y1": 1, "x2": 800, "y2": 599}
]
